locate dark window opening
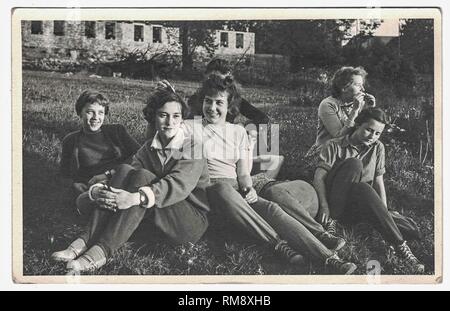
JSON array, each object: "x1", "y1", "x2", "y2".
[
  {"x1": 153, "y1": 26, "x2": 162, "y2": 43},
  {"x1": 220, "y1": 32, "x2": 228, "y2": 47},
  {"x1": 31, "y1": 21, "x2": 43, "y2": 35},
  {"x1": 105, "y1": 22, "x2": 116, "y2": 40},
  {"x1": 236, "y1": 33, "x2": 244, "y2": 49},
  {"x1": 134, "y1": 25, "x2": 144, "y2": 42},
  {"x1": 85, "y1": 21, "x2": 96, "y2": 38},
  {"x1": 53, "y1": 21, "x2": 65, "y2": 36}
]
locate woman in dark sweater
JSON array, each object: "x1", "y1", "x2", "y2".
[
  {"x1": 60, "y1": 90, "x2": 140, "y2": 215},
  {"x1": 52, "y1": 84, "x2": 210, "y2": 273}
]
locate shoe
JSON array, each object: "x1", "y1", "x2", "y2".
[
  {"x1": 316, "y1": 231, "x2": 346, "y2": 251},
  {"x1": 274, "y1": 240, "x2": 305, "y2": 265},
  {"x1": 325, "y1": 254, "x2": 357, "y2": 275},
  {"x1": 66, "y1": 245, "x2": 107, "y2": 272},
  {"x1": 394, "y1": 241, "x2": 425, "y2": 274},
  {"x1": 51, "y1": 238, "x2": 87, "y2": 262},
  {"x1": 323, "y1": 219, "x2": 338, "y2": 236}
]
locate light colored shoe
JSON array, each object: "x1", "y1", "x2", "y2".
[
  {"x1": 66, "y1": 245, "x2": 107, "y2": 272},
  {"x1": 51, "y1": 238, "x2": 87, "y2": 262}
]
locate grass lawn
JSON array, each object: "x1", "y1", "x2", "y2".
[{"x1": 21, "y1": 70, "x2": 435, "y2": 276}]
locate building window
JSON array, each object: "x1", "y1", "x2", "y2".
[
  {"x1": 31, "y1": 21, "x2": 43, "y2": 35},
  {"x1": 236, "y1": 33, "x2": 244, "y2": 49},
  {"x1": 85, "y1": 21, "x2": 96, "y2": 38},
  {"x1": 153, "y1": 26, "x2": 162, "y2": 43},
  {"x1": 220, "y1": 32, "x2": 228, "y2": 47},
  {"x1": 105, "y1": 22, "x2": 116, "y2": 40},
  {"x1": 53, "y1": 21, "x2": 65, "y2": 36},
  {"x1": 134, "y1": 25, "x2": 144, "y2": 42}
]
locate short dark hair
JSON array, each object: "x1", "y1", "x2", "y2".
[
  {"x1": 354, "y1": 107, "x2": 389, "y2": 126},
  {"x1": 143, "y1": 83, "x2": 189, "y2": 124},
  {"x1": 331, "y1": 66, "x2": 368, "y2": 98},
  {"x1": 197, "y1": 74, "x2": 241, "y2": 121},
  {"x1": 75, "y1": 90, "x2": 110, "y2": 116},
  {"x1": 205, "y1": 58, "x2": 232, "y2": 76}
]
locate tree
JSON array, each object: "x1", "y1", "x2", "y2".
[
  {"x1": 399, "y1": 19, "x2": 434, "y2": 74},
  {"x1": 240, "y1": 20, "x2": 354, "y2": 71},
  {"x1": 163, "y1": 21, "x2": 224, "y2": 73}
]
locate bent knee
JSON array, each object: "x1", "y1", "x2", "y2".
[{"x1": 342, "y1": 158, "x2": 363, "y2": 172}]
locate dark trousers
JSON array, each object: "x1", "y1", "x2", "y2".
[
  {"x1": 259, "y1": 180, "x2": 325, "y2": 236},
  {"x1": 326, "y1": 158, "x2": 403, "y2": 245},
  {"x1": 207, "y1": 179, "x2": 333, "y2": 261},
  {"x1": 79, "y1": 164, "x2": 208, "y2": 257}
]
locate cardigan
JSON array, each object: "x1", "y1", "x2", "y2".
[
  {"x1": 60, "y1": 124, "x2": 140, "y2": 183},
  {"x1": 131, "y1": 132, "x2": 210, "y2": 212}
]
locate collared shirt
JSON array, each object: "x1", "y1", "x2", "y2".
[
  {"x1": 317, "y1": 134, "x2": 386, "y2": 183},
  {"x1": 149, "y1": 128, "x2": 186, "y2": 168}
]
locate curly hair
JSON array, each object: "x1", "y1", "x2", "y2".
[
  {"x1": 75, "y1": 90, "x2": 110, "y2": 116},
  {"x1": 205, "y1": 58, "x2": 232, "y2": 76},
  {"x1": 196, "y1": 74, "x2": 241, "y2": 121},
  {"x1": 354, "y1": 107, "x2": 389, "y2": 126},
  {"x1": 142, "y1": 82, "x2": 189, "y2": 124},
  {"x1": 331, "y1": 66, "x2": 368, "y2": 98}
]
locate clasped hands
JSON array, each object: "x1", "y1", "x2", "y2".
[{"x1": 90, "y1": 184, "x2": 140, "y2": 212}]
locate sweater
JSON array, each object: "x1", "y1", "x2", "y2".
[{"x1": 60, "y1": 124, "x2": 140, "y2": 183}]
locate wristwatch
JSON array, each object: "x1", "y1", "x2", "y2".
[
  {"x1": 138, "y1": 189, "x2": 149, "y2": 208},
  {"x1": 104, "y1": 170, "x2": 113, "y2": 180}
]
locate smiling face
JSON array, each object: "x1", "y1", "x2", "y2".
[
  {"x1": 352, "y1": 118, "x2": 385, "y2": 146},
  {"x1": 341, "y1": 74, "x2": 365, "y2": 102},
  {"x1": 80, "y1": 102, "x2": 106, "y2": 133},
  {"x1": 202, "y1": 91, "x2": 229, "y2": 125},
  {"x1": 154, "y1": 101, "x2": 183, "y2": 145}
]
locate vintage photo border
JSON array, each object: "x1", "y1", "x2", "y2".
[{"x1": 11, "y1": 7, "x2": 443, "y2": 284}]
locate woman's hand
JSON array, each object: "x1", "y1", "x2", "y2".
[
  {"x1": 243, "y1": 187, "x2": 258, "y2": 204},
  {"x1": 72, "y1": 182, "x2": 88, "y2": 194},
  {"x1": 95, "y1": 186, "x2": 140, "y2": 211},
  {"x1": 316, "y1": 203, "x2": 331, "y2": 225},
  {"x1": 349, "y1": 93, "x2": 365, "y2": 121},
  {"x1": 363, "y1": 93, "x2": 376, "y2": 108},
  {"x1": 109, "y1": 187, "x2": 140, "y2": 210},
  {"x1": 88, "y1": 173, "x2": 108, "y2": 187}
]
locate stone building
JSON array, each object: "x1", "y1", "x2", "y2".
[{"x1": 21, "y1": 20, "x2": 255, "y2": 61}]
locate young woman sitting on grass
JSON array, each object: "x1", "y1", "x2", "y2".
[
  {"x1": 312, "y1": 107, "x2": 425, "y2": 274},
  {"x1": 60, "y1": 90, "x2": 140, "y2": 217},
  {"x1": 51, "y1": 83, "x2": 210, "y2": 273},
  {"x1": 197, "y1": 74, "x2": 357, "y2": 274}
]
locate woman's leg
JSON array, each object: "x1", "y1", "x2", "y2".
[
  {"x1": 206, "y1": 182, "x2": 280, "y2": 245},
  {"x1": 250, "y1": 197, "x2": 334, "y2": 261},
  {"x1": 343, "y1": 182, "x2": 404, "y2": 245},
  {"x1": 86, "y1": 164, "x2": 157, "y2": 257},
  {"x1": 152, "y1": 200, "x2": 208, "y2": 245},
  {"x1": 325, "y1": 158, "x2": 364, "y2": 219},
  {"x1": 260, "y1": 180, "x2": 324, "y2": 235}
]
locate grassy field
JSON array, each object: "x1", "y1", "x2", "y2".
[{"x1": 22, "y1": 70, "x2": 435, "y2": 276}]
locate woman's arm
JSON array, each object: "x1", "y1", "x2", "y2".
[
  {"x1": 236, "y1": 158, "x2": 258, "y2": 204},
  {"x1": 373, "y1": 175, "x2": 387, "y2": 207},
  {"x1": 313, "y1": 167, "x2": 331, "y2": 223},
  {"x1": 319, "y1": 100, "x2": 353, "y2": 138},
  {"x1": 239, "y1": 98, "x2": 270, "y2": 125}
]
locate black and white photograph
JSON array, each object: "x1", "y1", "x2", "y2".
[{"x1": 12, "y1": 7, "x2": 441, "y2": 283}]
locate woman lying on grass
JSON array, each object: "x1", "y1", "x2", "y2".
[
  {"x1": 52, "y1": 83, "x2": 210, "y2": 273},
  {"x1": 197, "y1": 74, "x2": 357, "y2": 274},
  {"x1": 313, "y1": 107, "x2": 425, "y2": 274}
]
